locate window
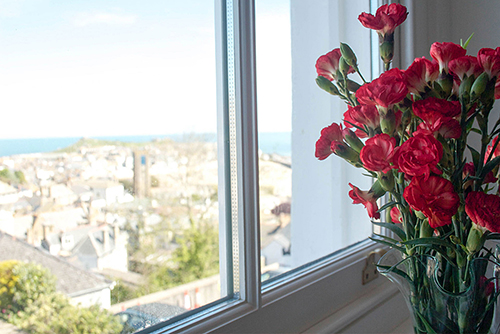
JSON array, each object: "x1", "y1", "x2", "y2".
[
  {"x1": 165, "y1": 0, "x2": 408, "y2": 332},
  {"x1": 0, "y1": 0, "x2": 413, "y2": 333}
]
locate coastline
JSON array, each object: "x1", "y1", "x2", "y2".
[{"x1": 0, "y1": 132, "x2": 291, "y2": 158}]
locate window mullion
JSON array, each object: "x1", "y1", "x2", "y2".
[{"x1": 233, "y1": 0, "x2": 261, "y2": 308}]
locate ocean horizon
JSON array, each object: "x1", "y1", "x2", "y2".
[{"x1": 0, "y1": 132, "x2": 291, "y2": 158}]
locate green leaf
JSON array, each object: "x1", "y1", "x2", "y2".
[
  {"x1": 377, "y1": 201, "x2": 401, "y2": 213},
  {"x1": 373, "y1": 233, "x2": 400, "y2": 245},
  {"x1": 372, "y1": 222, "x2": 406, "y2": 240},
  {"x1": 469, "y1": 128, "x2": 482, "y2": 135},
  {"x1": 344, "y1": 120, "x2": 367, "y2": 134},
  {"x1": 485, "y1": 233, "x2": 500, "y2": 240},
  {"x1": 402, "y1": 237, "x2": 453, "y2": 248},
  {"x1": 480, "y1": 156, "x2": 500, "y2": 179},
  {"x1": 468, "y1": 145, "x2": 480, "y2": 167},
  {"x1": 376, "y1": 264, "x2": 411, "y2": 282},
  {"x1": 462, "y1": 32, "x2": 474, "y2": 49},
  {"x1": 369, "y1": 237, "x2": 406, "y2": 253},
  {"x1": 416, "y1": 311, "x2": 438, "y2": 334}
]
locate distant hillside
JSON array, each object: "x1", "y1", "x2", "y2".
[{"x1": 56, "y1": 137, "x2": 174, "y2": 153}]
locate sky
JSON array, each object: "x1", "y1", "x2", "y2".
[{"x1": 0, "y1": 0, "x2": 291, "y2": 139}]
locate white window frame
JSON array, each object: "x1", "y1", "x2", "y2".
[{"x1": 145, "y1": 1, "x2": 411, "y2": 333}]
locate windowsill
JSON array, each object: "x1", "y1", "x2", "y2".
[{"x1": 390, "y1": 319, "x2": 412, "y2": 334}]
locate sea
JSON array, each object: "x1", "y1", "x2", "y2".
[{"x1": 0, "y1": 132, "x2": 291, "y2": 158}]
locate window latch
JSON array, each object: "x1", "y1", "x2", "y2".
[{"x1": 362, "y1": 249, "x2": 386, "y2": 285}]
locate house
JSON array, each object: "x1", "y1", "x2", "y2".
[
  {"x1": 0, "y1": 232, "x2": 113, "y2": 309},
  {"x1": 0, "y1": 181, "x2": 18, "y2": 205},
  {"x1": 42, "y1": 223, "x2": 128, "y2": 273},
  {"x1": 47, "y1": 183, "x2": 78, "y2": 206},
  {"x1": 82, "y1": 179, "x2": 125, "y2": 205},
  {"x1": 26, "y1": 208, "x2": 87, "y2": 247}
]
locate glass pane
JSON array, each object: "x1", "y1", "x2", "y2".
[
  {"x1": 256, "y1": 0, "x2": 374, "y2": 283},
  {"x1": 0, "y1": 1, "x2": 223, "y2": 333}
]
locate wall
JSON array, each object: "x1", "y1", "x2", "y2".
[
  {"x1": 290, "y1": 0, "x2": 373, "y2": 268},
  {"x1": 70, "y1": 287, "x2": 111, "y2": 309}
]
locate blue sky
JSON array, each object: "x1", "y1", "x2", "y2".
[{"x1": 0, "y1": 0, "x2": 290, "y2": 139}]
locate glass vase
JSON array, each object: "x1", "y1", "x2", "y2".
[{"x1": 378, "y1": 249, "x2": 500, "y2": 334}]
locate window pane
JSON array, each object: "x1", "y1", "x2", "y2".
[
  {"x1": 0, "y1": 1, "x2": 225, "y2": 332},
  {"x1": 257, "y1": 0, "x2": 374, "y2": 282}
]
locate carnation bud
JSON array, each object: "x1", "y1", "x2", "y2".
[
  {"x1": 346, "y1": 79, "x2": 362, "y2": 92},
  {"x1": 466, "y1": 225, "x2": 485, "y2": 254},
  {"x1": 471, "y1": 72, "x2": 489, "y2": 100},
  {"x1": 379, "y1": 41, "x2": 394, "y2": 69},
  {"x1": 459, "y1": 75, "x2": 474, "y2": 101},
  {"x1": 370, "y1": 180, "x2": 387, "y2": 199},
  {"x1": 481, "y1": 77, "x2": 497, "y2": 104},
  {"x1": 419, "y1": 219, "x2": 434, "y2": 238},
  {"x1": 380, "y1": 109, "x2": 396, "y2": 135},
  {"x1": 343, "y1": 129, "x2": 364, "y2": 153},
  {"x1": 316, "y1": 76, "x2": 341, "y2": 96},
  {"x1": 401, "y1": 108, "x2": 412, "y2": 129},
  {"x1": 378, "y1": 171, "x2": 394, "y2": 192},
  {"x1": 339, "y1": 57, "x2": 350, "y2": 78},
  {"x1": 436, "y1": 74, "x2": 453, "y2": 98},
  {"x1": 340, "y1": 43, "x2": 358, "y2": 68},
  {"x1": 332, "y1": 144, "x2": 361, "y2": 165}
]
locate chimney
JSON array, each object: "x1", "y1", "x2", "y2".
[
  {"x1": 133, "y1": 151, "x2": 143, "y2": 198},
  {"x1": 114, "y1": 224, "x2": 120, "y2": 244},
  {"x1": 103, "y1": 228, "x2": 110, "y2": 251},
  {"x1": 145, "y1": 153, "x2": 151, "y2": 197},
  {"x1": 43, "y1": 225, "x2": 51, "y2": 240}
]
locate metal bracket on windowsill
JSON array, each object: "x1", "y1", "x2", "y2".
[{"x1": 362, "y1": 249, "x2": 387, "y2": 285}]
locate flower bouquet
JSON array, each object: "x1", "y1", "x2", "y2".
[{"x1": 315, "y1": 3, "x2": 500, "y2": 334}]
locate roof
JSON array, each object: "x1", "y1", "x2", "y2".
[
  {"x1": 0, "y1": 181, "x2": 17, "y2": 195},
  {"x1": 81, "y1": 180, "x2": 123, "y2": 190},
  {"x1": 0, "y1": 232, "x2": 112, "y2": 297}
]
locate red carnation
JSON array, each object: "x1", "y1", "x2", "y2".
[
  {"x1": 449, "y1": 56, "x2": 482, "y2": 80},
  {"x1": 463, "y1": 162, "x2": 497, "y2": 184},
  {"x1": 315, "y1": 122, "x2": 360, "y2": 163},
  {"x1": 412, "y1": 97, "x2": 462, "y2": 139},
  {"x1": 413, "y1": 97, "x2": 461, "y2": 119},
  {"x1": 359, "y1": 134, "x2": 396, "y2": 173},
  {"x1": 404, "y1": 175, "x2": 459, "y2": 228},
  {"x1": 430, "y1": 42, "x2": 466, "y2": 74},
  {"x1": 393, "y1": 133, "x2": 443, "y2": 178},
  {"x1": 356, "y1": 68, "x2": 408, "y2": 108},
  {"x1": 358, "y1": 3, "x2": 408, "y2": 36},
  {"x1": 466, "y1": 191, "x2": 500, "y2": 233},
  {"x1": 477, "y1": 47, "x2": 500, "y2": 79},
  {"x1": 485, "y1": 136, "x2": 500, "y2": 163},
  {"x1": 405, "y1": 57, "x2": 438, "y2": 94},
  {"x1": 343, "y1": 104, "x2": 380, "y2": 138},
  {"x1": 315, "y1": 123, "x2": 344, "y2": 160},
  {"x1": 390, "y1": 207, "x2": 403, "y2": 224},
  {"x1": 316, "y1": 48, "x2": 355, "y2": 82},
  {"x1": 495, "y1": 78, "x2": 500, "y2": 99},
  {"x1": 348, "y1": 183, "x2": 381, "y2": 219}
]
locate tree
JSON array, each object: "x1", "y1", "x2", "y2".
[
  {"x1": 146, "y1": 222, "x2": 219, "y2": 290},
  {"x1": 110, "y1": 280, "x2": 138, "y2": 305},
  {"x1": 0, "y1": 169, "x2": 26, "y2": 185},
  {"x1": 12, "y1": 293, "x2": 122, "y2": 334},
  {"x1": 0, "y1": 260, "x2": 122, "y2": 334}
]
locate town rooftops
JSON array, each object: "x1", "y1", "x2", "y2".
[
  {"x1": 0, "y1": 232, "x2": 112, "y2": 298},
  {"x1": 0, "y1": 181, "x2": 17, "y2": 195}
]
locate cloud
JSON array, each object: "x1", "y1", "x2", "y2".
[{"x1": 73, "y1": 12, "x2": 136, "y2": 27}]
